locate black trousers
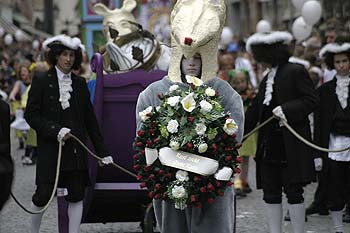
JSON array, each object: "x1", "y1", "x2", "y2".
[
  {"x1": 32, "y1": 171, "x2": 89, "y2": 207},
  {"x1": 327, "y1": 159, "x2": 350, "y2": 211},
  {"x1": 312, "y1": 156, "x2": 329, "y2": 208},
  {"x1": 261, "y1": 160, "x2": 304, "y2": 204}
]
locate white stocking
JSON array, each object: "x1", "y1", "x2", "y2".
[
  {"x1": 30, "y1": 202, "x2": 45, "y2": 233},
  {"x1": 68, "y1": 201, "x2": 83, "y2": 233},
  {"x1": 266, "y1": 203, "x2": 282, "y2": 233},
  {"x1": 288, "y1": 203, "x2": 305, "y2": 233},
  {"x1": 330, "y1": 210, "x2": 344, "y2": 233}
]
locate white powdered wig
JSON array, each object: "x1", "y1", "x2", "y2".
[
  {"x1": 43, "y1": 34, "x2": 82, "y2": 50},
  {"x1": 246, "y1": 31, "x2": 293, "y2": 53},
  {"x1": 289, "y1": 56, "x2": 310, "y2": 69},
  {"x1": 319, "y1": 43, "x2": 350, "y2": 58}
]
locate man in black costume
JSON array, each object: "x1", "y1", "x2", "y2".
[
  {"x1": 25, "y1": 35, "x2": 110, "y2": 233},
  {"x1": 245, "y1": 31, "x2": 318, "y2": 233}
]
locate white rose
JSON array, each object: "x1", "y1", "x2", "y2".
[
  {"x1": 170, "y1": 140, "x2": 180, "y2": 150},
  {"x1": 205, "y1": 87, "x2": 216, "y2": 97},
  {"x1": 167, "y1": 96, "x2": 181, "y2": 107},
  {"x1": 223, "y1": 118, "x2": 238, "y2": 135},
  {"x1": 156, "y1": 106, "x2": 161, "y2": 112},
  {"x1": 198, "y1": 143, "x2": 208, "y2": 153},
  {"x1": 176, "y1": 170, "x2": 189, "y2": 182},
  {"x1": 139, "y1": 106, "x2": 152, "y2": 121},
  {"x1": 200, "y1": 100, "x2": 213, "y2": 113},
  {"x1": 185, "y1": 75, "x2": 203, "y2": 86},
  {"x1": 195, "y1": 123, "x2": 207, "y2": 135},
  {"x1": 181, "y1": 93, "x2": 196, "y2": 112},
  {"x1": 169, "y1": 84, "x2": 179, "y2": 92},
  {"x1": 167, "y1": 119, "x2": 179, "y2": 134},
  {"x1": 172, "y1": 185, "x2": 186, "y2": 199}
]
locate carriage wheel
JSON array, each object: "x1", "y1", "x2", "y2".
[{"x1": 142, "y1": 203, "x2": 155, "y2": 233}]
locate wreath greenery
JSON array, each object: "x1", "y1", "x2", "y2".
[{"x1": 133, "y1": 75, "x2": 241, "y2": 209}]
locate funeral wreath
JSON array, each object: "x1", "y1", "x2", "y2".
[{"x1": 133, "y1": 75, "x2": 241, "y2": 209}]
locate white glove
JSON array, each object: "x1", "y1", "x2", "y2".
[
  {"x1": 272, "y1": 106, "x2": 287, "y2": 121},
  {"x1": 314, "y1": 158, "x2": 323, "y2": 171},
  {"x1": 98, "y1": 156, "x2": 114, "y2": 167},
  {"x1": 57, "y1": 127, "x2": 71, "y2": 142}
]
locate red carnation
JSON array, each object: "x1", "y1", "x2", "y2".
[
  {"x1": 187, "y1": 116, "x2": 195, "y2": 123},
  {"x1": 144, "y1": 166, "x2": 151, "y2": 172},
  {"x1": 137, "y1": 130, "x2": 144, "y2": 137},
  {"x1": 235, "y1": 167, "x2": 241, "y2": 174},
  {"x1": 154, "y1": 194, "x2": 161, "y2": 199},
  {"x1": 141, "y1": 150, "x2": 145, "y2": 156},
  {"x1": 196, "y1": 202, "x2": 203, "y2": 208},
  {"x1": 133, "y1": 164, "x2": 140, "y2": 171},
  {"x1": 226, "y1": 181, "x2": 233, "y2": 186},
  {"x1": 200, "y1": 187, "x2": 207, "y2": 193},
  {"x1": 165, "y1": 173, "x2": 172, "y2": 178},
  {"x1": 146, "y1": 140, "x2": 153, "y2": 147},
  {"x1": 231, "y1": 133, "x2": 237, "y2": 138},
  {"x1": 187, "y1": 143, "x2": 193, "y2": 149},
  {"x1": 207, "y1": 183, "x2": 215, "y2": 191},
  {"x1": 207, "y1": 198, "x2": 215, "y2": 204},
  {"x1": 215, "y1": 180, "x2": 221, "y2": 187},
  {"x1": 222, "y1": 133, "x2": 228, "y2": 139},
  {"x1": 133, "y1": 155, "x2": 139, "y2": 160},
  {"x1": 148, "y1": 191, "x2": 154, "y2": 198},
  {"x1": 140, "y1": 182, "x2": 147, "y2": 188},
  {"x1": 155, "y1": 183, "x2": 161, "y2": 191},
  {"x1": 235, "y1": 157, "x2": 242, "y2": 163},
  {"x1": 136, "y1": 142, "x2": 143, "y2": 147},
  {"x1": 184, "y1": 37, "x2": 193, "y2": 46},
  {"x1": 148, "y1": 174, "x2": 155, "y2": 180},
  {"x1": 212, "y1": 143, "x2": 218, "y2": 152},
  {"x1": 194, "y1": 176, "x2": 201, "y2": 182},
  {"x1": 136, "y1": 175, "x2": 142, "y2": 181},
  {"x1": 225, "y1": 156, "x2": 232, "y2": 161},
  {"x1": 190, "y1": 195, "x2": 197, "y2": 202},
  {"x1": 225, "y1": 147, "x2": 232, "y2": 152},
  {"x1": 158, "y1": 169, "x2": 164, "y2": 175},
  {"x1": 153, "y1": 138, "x2": 161, "y2": 143},
  {"x1": 217, "y1": 190, "x2": 225, "y2": 196}
]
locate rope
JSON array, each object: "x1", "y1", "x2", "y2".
[{"x1": 10, "y1": 140, "x2": 63, "y2": 214}]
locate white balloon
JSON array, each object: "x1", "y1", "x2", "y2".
[
  {"x1": 15, "y1": 30, "x2": 25, "y2": 41},
  {"x1": 0, "y1": 27, "x2": 4, "y2": 37},
  {"x1": 256, "y1": 20, "x2": 271, "y2": 33},
  {"x1": 292, "y1": 17, "x2": 312, "y2": 41},
  {"x1": 32, "y1": 40, "x2": 40, "y2": 49},
  {"x1": 220, "y1": 26, "x2": 233, "y2": 46},
  {"x1": 4, "y1": 34, "x2": 13, "y2": 45},
  {"x1": 292, "y1": 0, "x2": 308, "y2": 11},
  {"x1": 301, "y1": 1, "x2": 322, "y2": 26}
]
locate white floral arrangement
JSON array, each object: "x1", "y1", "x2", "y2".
[{"x1": 134, "y1": 75, "x2": 241, "y2": 209}]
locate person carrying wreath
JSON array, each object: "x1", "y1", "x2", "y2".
[{"x1": 135, "y1": 1, "x2": 244, "y2": 232}]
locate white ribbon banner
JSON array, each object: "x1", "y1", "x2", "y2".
[{"x1": 145, "y1": 147, "x2": 233, "y2": 180}]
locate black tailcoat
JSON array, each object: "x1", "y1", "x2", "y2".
[
  {"x1": 0, "y1": 99, "x2": 13, "y2": 210},
  {"x1": 314, "y1": 78, "x2": 350, "y2": 159},
  {"x1": 245, "y1": 62, "x2": 318, "y2": 188},
  {"x1": 25, "y1": 68, "x2": 108, "y2": 184}
]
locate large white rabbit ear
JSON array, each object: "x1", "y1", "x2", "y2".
[
  {"x1": 121, "y1": 0, "x2": 137, "y2": 12},
  {"x1": 93, "y1": 3, "x2": 111, "y2": 17}
]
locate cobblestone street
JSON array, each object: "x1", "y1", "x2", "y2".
[{"x1": 0, "y1": 133, "x2": 346, "y2": 233}]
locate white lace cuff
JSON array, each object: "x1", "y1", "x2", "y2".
[
  {"x1": 58, "y1": 77, "x2": 73, "y2": 110},
  {"x1": 57, "y1": 127, "x2": 71, "y2": 142},
  {"x1": 263, "y1": 67, "x2": 277, "y2": 106}
]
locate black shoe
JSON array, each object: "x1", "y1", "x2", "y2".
[
  {"x1": 306, "y1": 202, "x2": 329, "y2": 216},
  {"x1": 235, "y1": 188, "x2": 247, "y2": 197}
]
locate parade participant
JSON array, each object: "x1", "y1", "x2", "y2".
[
  {"x1": 228, "y1": 69, "x2": 256, "y2": 197},
  {"x1": 317, "y1": 36, "x2": 350, "y2": 233},
  {"x1": 24, "y1": 34, "x2": 110, "y2": 233},
  {"x1": 245, "y1": 31, "x2": 318, "y2": 233},
  {"x1": 0, "y1": 98, "x2": 13, "y2": 211},
  {"x1": 135, "y1": 1, "x2": 244, "y2": 232}
]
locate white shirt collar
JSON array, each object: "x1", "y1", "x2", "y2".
[{"x1": 55, "y1": 66, "x2": 71, "y2": 80}]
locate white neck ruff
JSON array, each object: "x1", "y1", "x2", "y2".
[
  {"x1": 335, "y1": 74, "x2": 350, "y2": 109},
  {"x1": 263, "y1": 67, "x2": 278, "y2": 106}
]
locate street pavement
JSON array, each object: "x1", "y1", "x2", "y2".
[{"x1": 0, "y1": 132, "x2": 346, "y2": 233}]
